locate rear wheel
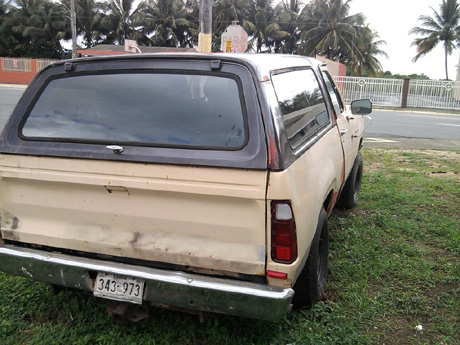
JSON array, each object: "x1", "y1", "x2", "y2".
[
  {"x1": 337, "y1": 152, "x2": 363, "y2": 209},
  {"x1": 292, "y1": 208, "x2": 329, "y2": 308}
]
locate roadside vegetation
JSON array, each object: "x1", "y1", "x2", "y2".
[
  {"x1": 0, "y1": 0, "x2": 387, "y2": 76},
  {"x1": 409, "y1": 0, "x2": 460, "y2": 80},
  {"x1": 0, "y1": 147, "x2": 458, "y2": 344}
]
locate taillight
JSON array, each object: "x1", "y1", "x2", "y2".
[
  {"x1": 271, "y1": 201, "x2": 297, "y2": 264},
  {"x1": 267, "y1": 270, "x2": 287, "y2": 280}
]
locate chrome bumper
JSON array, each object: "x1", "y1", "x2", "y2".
[{"x1": 0, "y1": 244, "x2": 294, "y2": 321}]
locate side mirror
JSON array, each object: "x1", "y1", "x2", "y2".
[{"x1": 351, "y1": 99, "x2": 372, "y2": 115}]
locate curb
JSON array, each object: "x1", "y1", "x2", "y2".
[
  {"x1": 0, "y1": 83, "x2": 28, "y2": 89},
  {"x1": 374, "y1": 107, "x2": 460, "y2": 116}
]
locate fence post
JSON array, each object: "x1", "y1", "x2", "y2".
[
  {"x1": 401, "y1": 78, "x2": 410, "y2": 108},
  {"x1": 31, "y1": 59, "x2": 37, "y2": 75}
]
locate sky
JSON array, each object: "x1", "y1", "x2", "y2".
[{"x1": 348, "y1": 0, "x2": 460, "y2": 80}]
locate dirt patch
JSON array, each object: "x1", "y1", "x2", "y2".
[
  {"x1": 375, "y1": 315, "x2": 438, "y2": 345},
  {"x1": 367, "y1": 148, "x2": 460, "y2": 181},
  {"x1": 435, "y1": 281, "x2": 460, "y2": 294},
  {"x1": 428, "y1": 171, "x2": 460, "y2": 179},
  {"x1": 389, "y1": 149, "x2": 460, "y2": 161},
  {"x1": 369, "y1": 148, "x2": 460, "y2": 163},
  {"x1": 366, "y1": 161, "x2": 385, "y2": 173}
]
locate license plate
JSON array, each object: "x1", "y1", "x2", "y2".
[{"x1": 93, "y1": 273, "x2": 145, "y2": 304}]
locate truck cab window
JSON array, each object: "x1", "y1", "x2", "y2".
[
  {"x1": 272, "y1": 69, "x2": 331, "y2": 149},
  {"x1": 322, "y1": 71, "x2": 344, "y2": 117}
]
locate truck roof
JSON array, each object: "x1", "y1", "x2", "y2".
[{"x1": 47, "y1": 53, "x2": 323, "y2": 82}]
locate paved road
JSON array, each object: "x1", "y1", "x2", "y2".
[
  {"x1": 364, "y1": 109, "x2": 460, "y2": 150},
  {"x1": 0, "y1": 85, "x2": 459, "y2": 149},
  {"x1": 0, "y1": 86, "x2": 25, "y2": 126},
  {"x1": 366, "y1": 109, "x2": 460, "y2": 141}
]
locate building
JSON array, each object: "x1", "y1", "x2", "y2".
[{"x1": 78, "y1": 45, "x2": 197, "y2": 58}]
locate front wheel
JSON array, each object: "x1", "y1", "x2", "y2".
[
  {"x1": 337, "y1": 152, "x2": 363, "y2": 209},
  {"x1": 292, "y1": 208, "x2": 329, "y2": 308}
]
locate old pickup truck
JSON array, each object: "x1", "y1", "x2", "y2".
[{"x1": 0, "y1": 53, "x2": 371, "y2": 321}]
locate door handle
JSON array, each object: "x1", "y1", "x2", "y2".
[{"x1": 340, "y1": 129, "x2": 348, "y2": 136}]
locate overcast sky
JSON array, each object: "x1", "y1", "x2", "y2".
[{"x1": 348, "y1": 0, "x2": 460, "y2": 80}]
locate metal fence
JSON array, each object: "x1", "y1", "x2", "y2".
[
  {"x1": 36, "y1": 59, "x2": 58, "y2": 72},
  {"x1": 1, "y1": 58, "x2": 32, "y2": 72},
  {"x1": 408, "y1": 79, "x2": 460, "y2": 110},
  {"x1": 335, "y1": 76, "x2": 460, "y2": 111},
  {"x1": 335, "y1": 76, "x2": 404, "y2": 107}
]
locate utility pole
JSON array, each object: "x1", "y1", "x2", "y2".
[
  {"x1": 70, "y1": 0, "x2": 78, "y2": 58},
  {"x1": 456, "y1": 51, "x2": 460, "y2": 82},
  {"x1": 198, "y1": 0, "x2": 212, "y2": 53}
]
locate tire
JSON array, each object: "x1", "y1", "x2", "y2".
[
  {"x1": 292, "y1": 208, "x2": 329, "y2": 308},
  {"x1": 337, "y1": 152, "x2": 363, "y2": 209}
]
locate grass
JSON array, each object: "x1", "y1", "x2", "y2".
[{"x1": 1, "y1": 147, "x2": 459, "y2": 345}]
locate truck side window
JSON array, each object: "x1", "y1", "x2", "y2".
[
  {"x1": 322, "y1": 71, "x2": 344, "y2": 116},
  {"x1": 272, "y1": 69, "x2": 331, "y2": 149}
]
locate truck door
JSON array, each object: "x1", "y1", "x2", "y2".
[{"x1": 321, "y1": 70, "x2": 357, "y2": 178}]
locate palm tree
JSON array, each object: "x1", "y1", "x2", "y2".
[
  {"x1": 213, "y1": 0, "x2": 249, "y2": 32},
  {"x1": 0, "y1": 0, "x2": 16, "y2": 55},
  {"x1": 0, "y1": 0, "x2": 7, "y2": 22},
  {"x1": 298, "y1": 0, "x2": 364, "y2": 64},
  {"x1": 175, "y1": 0, "x2": 198, "y2": 47},
  {"x1": 244, "y1": 0, "x2": 288, "y2": 53},
  {"x1": 101, "y1": 0, "x2": 142, "y2": 45},
  {"x1": 61, "y1": 0, "x2": 105, "y2": 48},
  {"x1": 351, "y1": 26, "x2": 388, "y2": 76},
  {"x1": 0, "y1": 5, "x2": 8, "y2": 55},
  {"x1": 9, "y1": 0, "x2": 69, "y2": 58},
  {"x1": 137, "y1": 0, "x2": 192, "y2": 47},
  {"x1": 409, "y1": 0, "x2": 460, "y2": 80},
  {"x1": 271, "y1": 0, "x2": 301, "y2": 54}
]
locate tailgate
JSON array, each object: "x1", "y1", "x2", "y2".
[{"x1": 0, "y1": 155, "x2": 267, "y2": 276}]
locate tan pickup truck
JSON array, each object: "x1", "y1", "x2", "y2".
[{"x1": 0, "y1": 53, "x2": 371, "y2": 321}]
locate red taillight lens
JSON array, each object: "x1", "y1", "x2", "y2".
[
  {"x1": 267, "y1": 270, "x2": 288, "y2": 280},
  {"x1": 271, "y1": 201, "x2": 297, "y2": 264}
]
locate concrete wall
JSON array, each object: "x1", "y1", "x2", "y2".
[
  {"x1": 0, "y1": 58, "x2": 38, "y2": 85},
  {"x1": 315, "y1": 55, "x2": 347, "y2": 77}
]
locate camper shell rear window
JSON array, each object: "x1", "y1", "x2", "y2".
[{"x1": 21, "y1": 72, "x2": 247, "y2": 150}]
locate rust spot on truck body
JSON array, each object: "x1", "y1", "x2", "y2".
[
  {"x1": 129, "y1": 232, "x2": 144, "y2": 248},
  {"x1": 2, "y1": 230, "x2": 19, "y2": 241},
  {"x1": 268, "y1": 137, "x2": 279, "y2": 170}
]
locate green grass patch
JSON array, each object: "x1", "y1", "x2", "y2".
[{"x1": 1, "y1": 148, "x2": 459, "y2": 344}]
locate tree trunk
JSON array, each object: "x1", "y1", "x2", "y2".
[{"x1": 444, "y1": 44, "x2": 449, "y2": 80}]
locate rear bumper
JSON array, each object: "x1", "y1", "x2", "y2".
[{"x1": 0, "y1": 244, "x2": 294, "y2": 321}]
